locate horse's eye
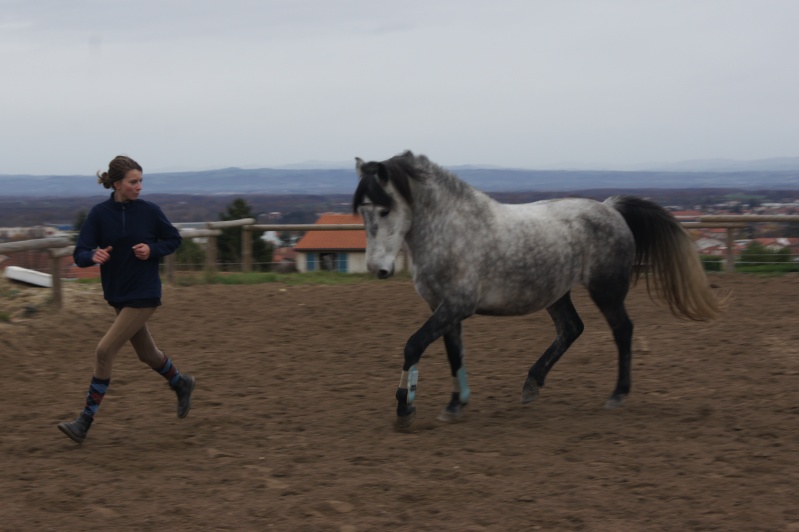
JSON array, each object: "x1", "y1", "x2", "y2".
[{"x1": 379, "y1": 209, "x2": 390, "y2": 218}]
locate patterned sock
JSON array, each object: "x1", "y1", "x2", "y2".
[
  {"x1": 82, "y1": 376, "x2": 110, "y2": 418},
  {"x1": 156, "y1": 356, "x2": 182, "y2": 388}
]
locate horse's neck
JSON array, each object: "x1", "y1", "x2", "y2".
[{"x1": 405, "y1": 178, "x2": 497, "y2": 257}]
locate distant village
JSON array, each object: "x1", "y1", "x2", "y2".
[{"x1": 665, "y1": 197, "x2": 799, "y2": 261}]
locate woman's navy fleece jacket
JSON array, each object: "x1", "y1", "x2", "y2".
[{"x1": 74, "y1": 193, "x2": 182, "y2": 307}]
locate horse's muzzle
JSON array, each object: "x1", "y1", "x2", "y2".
[{"x1": 377, "y1": 265, "x2": 395, "y2": 279}]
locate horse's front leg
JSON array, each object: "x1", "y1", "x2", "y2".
[
  {"x1": 396, "y1": 304, "x2": 465, "y2": 428},
  {"x1": 438, "y1": 321, "x2": 470, "y2": 422}
]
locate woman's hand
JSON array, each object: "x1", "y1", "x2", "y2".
[
  {"x1": 93, "y1": 246, "x2": 113, "y2": 264},
  {"x1": 133, "y1": 243, "x2": 151, "y2": 260}
]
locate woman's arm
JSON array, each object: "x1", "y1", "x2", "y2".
[
  {"x1": 73, "y1": 207, "x2": 102, "y2": 267},
  {"x1": 148, "y1": 205, "x2": 183, "y2": 259}
]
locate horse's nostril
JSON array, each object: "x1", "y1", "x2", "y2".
[{"x1": 377, "y1": 269, "x2": 389, "y2": 279}]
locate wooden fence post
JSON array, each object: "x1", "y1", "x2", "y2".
[
  {"x1": 725, "y1": 228, "x2": 736, "y2": 273},
  {"x1": 205, "y1": 234, "x2": 217, "y2": 274},
  {"x1": 242, "y1": 226, "x2": 253, "y2": 272},
  {"x1": 47, "y1": 244, "x2": 74, "y2": 309},
  {"x1": 165, "y1": 253, "x2": 176, "y2": 285},
  {"x1": 173, "y1": 227, "x2": 221, "y2": 277},
  {"x1": 203, "y1": 218, "x2": 255, "y2": 273},
  {"x1": 50, "y1": 254, "x2": 63, "y2": 308}
]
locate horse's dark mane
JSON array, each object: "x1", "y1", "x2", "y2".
[
  {"x1": 419, "y1": 156, "x2": 479, "y2": 201},
  {"x1": 352, "y1": 151, "x2": 423, "y2": 212}
]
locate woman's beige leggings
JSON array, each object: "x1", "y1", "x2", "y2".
[{"x1": 94, "y1": 307, "x2": 166, "y2": 379}]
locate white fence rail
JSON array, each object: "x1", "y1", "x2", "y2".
[{"x1": 2, "y1": 216, "x2": 798, "y2": 309}]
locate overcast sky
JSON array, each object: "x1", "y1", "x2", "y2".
[{"x1": 1, "y1": 0, "x2": 798, "y2": 175}]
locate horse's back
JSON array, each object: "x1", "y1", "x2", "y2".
[
  {"x1": 472, "y1": 198, "x2": 634, "y2": 315},
  {"x1": 497, "y1": 197, "x2": 632, "y2": 257},
  {"x1": 510, "y1": 197, "x2": 634, "y2": 270}
]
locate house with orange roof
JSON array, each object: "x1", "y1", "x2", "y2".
[{"x1": 293, "y1": 213, "x2": 410, "y2": 274}]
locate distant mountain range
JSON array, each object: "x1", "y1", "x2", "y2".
[
  {"x1": 620, "y1": 156, "x2": 799, "y2": 173},
  {"x1": 1, "y1": 157, "x2": 798, "y2": 197}
]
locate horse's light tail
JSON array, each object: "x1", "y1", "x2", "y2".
[{"x1": 607, "y1": 195, "x2": 727, "y2": 321}]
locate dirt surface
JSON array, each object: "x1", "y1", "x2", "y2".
[{"x1": 1, "y1": 273, "x2": 798, "y2": 531}]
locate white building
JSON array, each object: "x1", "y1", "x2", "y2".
[{"x1": 293, "y1": 213, "x2": 409, "y2": 274}]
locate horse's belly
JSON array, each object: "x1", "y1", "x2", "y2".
[{"x1": 475, "y1": 282, "x2": 565, "y2": 316}]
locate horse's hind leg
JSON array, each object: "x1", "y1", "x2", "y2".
[
  {"x1": 438, "y1": 322, "x2": 470, "y2": 423},
  {"x1": 589, "y1": 282, "x2": 634, "y2": 408},
  {"x1": 522, "y1": 292, "x2": 584, "y2": 403}
]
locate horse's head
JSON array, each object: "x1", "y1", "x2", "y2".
[{"x1": 352, "y1": 151, "x2": 418, "y2": 279}]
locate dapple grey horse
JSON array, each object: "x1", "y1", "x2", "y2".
[{"x1": 353, "y1": 150, "x2": 724, "y2": 428}]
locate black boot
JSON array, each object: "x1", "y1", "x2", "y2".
[
  {"x1": 173, "y1": 374, "x2": 196, "y2": 418},
  {"x1": 57, "y1": 412, "x2": 94, "y2": 444}
]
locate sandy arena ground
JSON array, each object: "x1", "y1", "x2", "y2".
[{"x1": 1, "y1": 273, "x2": 798, "y2": 531}]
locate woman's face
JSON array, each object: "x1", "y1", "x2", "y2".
[{"x1": 114, "y1": 169, "x2": 143, "y2": 202}]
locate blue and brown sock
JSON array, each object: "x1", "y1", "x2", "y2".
[
  {"x1": 155, "y1": 356, "x2": 182, "y2": 388},
  {"x1": 82, "y1": 376, "x2": 110, "y2": 418}
]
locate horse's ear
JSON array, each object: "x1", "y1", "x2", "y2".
[
  {"x1": 376, "y1": 163, "x2": 389, "y2": 185},
  {"x1": 355, "y1": 157, "x2": 365, "y2": 178}
]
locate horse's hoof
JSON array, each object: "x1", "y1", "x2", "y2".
[
  {"x1": 437, "y1": 405, "x2": 466, "y2": 423},
  {"x1": 521, "y1": 381, "x2": 540, "y2": 404},
  {"x1": 394, "y1": 409, "x2": 417, "y2": 430},
  {"x1": 604, "y1": 395, "x2": 626, "y2": 409}
]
